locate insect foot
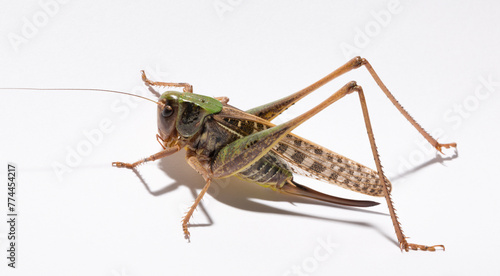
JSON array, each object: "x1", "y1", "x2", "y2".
[
  {"x1": 435, "y1": 142, "x2": 457, "y2": 154},
  {"x1": 182, "y1": 223, "x2": 191, "y2": 242},
  {"x1": 401, "y1": 241, "x2": 445, "y2": 252},
  {"x1": 141, "y1": 70, "x2": 154, "y2": 86},
  {"x1": 112, "y1": 162, "x2": 135, "y2": 169}
]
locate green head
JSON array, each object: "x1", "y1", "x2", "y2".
[{"x1": 157, "y1": 91, "x2": 223, "y2": 144}]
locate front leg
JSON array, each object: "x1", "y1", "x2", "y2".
[{"x1": 112, "y1": 145, "x2": 180, "y2": 169}]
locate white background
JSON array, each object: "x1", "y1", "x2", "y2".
[{"x1": 1, "y1": 1, "x2": 499, "y2": 275}]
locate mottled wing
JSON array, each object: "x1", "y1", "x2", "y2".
[{"x1": 272, "y1": 134, "x2": 390, "y2": 197}]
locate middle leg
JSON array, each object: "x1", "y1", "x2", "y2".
[{"x1": 182, "y1": 155, "x2": 213, "y2": 241}]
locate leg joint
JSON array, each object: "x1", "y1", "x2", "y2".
[
  {"x1": 346, "y1": 81, "x2": 359, "y2": 94},
  {"x1": 351, "y1": 56, "x2": 364, "y2": 69},
  {"x1": 351, "y1": 84, "x2": 363, "y2": 94}
]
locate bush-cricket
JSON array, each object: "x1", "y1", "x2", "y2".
[{"x1": 3, "y1": 56, "x2": 457, "y2": 251}]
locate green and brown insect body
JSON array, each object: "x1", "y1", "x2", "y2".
[{"x1": 113, "y1": 57, "x2": 457, "y2": 251}]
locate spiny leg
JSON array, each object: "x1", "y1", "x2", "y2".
[
  {"x1": 112, "y1": 145, "x2": 180, "y2": 169},
  {"x1": 353, "y1": 84, "x2": 444, "y2": 252},
  {"x1": 359, "y1": 59, "x2": 455, "y2": 153},
  {"x1": 141, "y1": 70, "x2": 193, "y2": 93},
  {"x1": 247, "y1": 56, "x2": 456, "y2": 153},
  {"x1": 182, "y1": 156, "x2": 212, "y2": 241}
]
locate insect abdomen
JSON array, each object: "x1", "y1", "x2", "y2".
[{"x1": 237, "y1": 153, "x2": 292, "y2": 188}]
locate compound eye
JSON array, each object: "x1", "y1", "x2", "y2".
[{"x1": 162, "y1": 105, "x2": 174, "y2": 117}]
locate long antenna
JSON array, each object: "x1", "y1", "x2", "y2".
[{"x1": 0, "y1": 87, "x2": 162, "y2": 106}]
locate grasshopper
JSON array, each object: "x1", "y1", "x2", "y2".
[{"x1": 4, "y1": 57, "x2": 456, "y2": 251}]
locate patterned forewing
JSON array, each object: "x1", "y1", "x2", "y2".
[{"x1": 273, "y1": 134, "x2": 390, "y2": 197}]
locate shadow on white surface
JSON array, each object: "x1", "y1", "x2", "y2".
[
  {"x1": 390, "y1": 150, "x2": 459, "y2": 182},
  {"x1": 111, "y1": 147, "x2": 459, "y2": 249}
]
